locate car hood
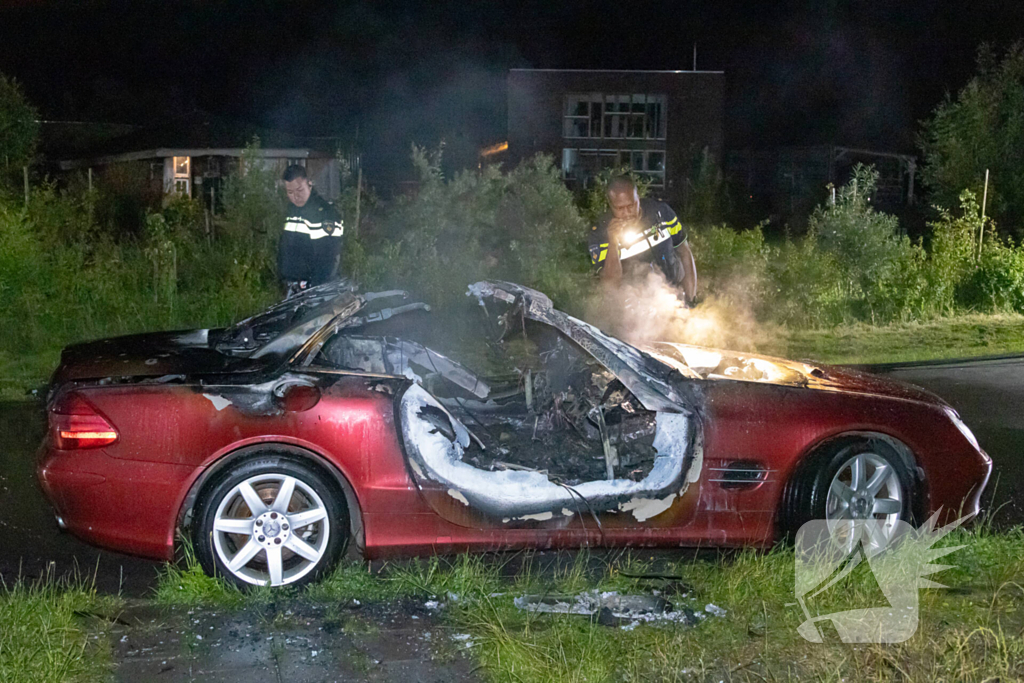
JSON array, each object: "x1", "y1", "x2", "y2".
[
  {"x1": 642, "y1": 342, "x2": 948, "y2": 406},
  {"x1": 468, "y1": 281, "x2": 699, "y2": 414}
]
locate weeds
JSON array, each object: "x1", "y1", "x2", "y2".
[{"x1": 0, "y1": 571, "x2": 121, "y2": 683}]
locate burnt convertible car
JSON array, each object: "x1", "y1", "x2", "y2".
[{"x1": 38, "y1": 281, "x2": 991, "y2": 587}]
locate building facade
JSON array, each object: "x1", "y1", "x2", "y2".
[{"x1": 507, "y1": 69, "x2": 724, "y2": 203}]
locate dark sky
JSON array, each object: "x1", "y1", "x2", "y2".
[{"x1": 2, "y1": 0, "x2": 1023, "y2": 179}]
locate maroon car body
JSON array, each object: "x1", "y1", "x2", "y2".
[{"x1": 38, "y1": 280, "x2": 991, "y2": 587}]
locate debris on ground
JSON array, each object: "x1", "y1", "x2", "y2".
[{"x1": 514, "y1": 590, "x2": 705, "y2": 629}]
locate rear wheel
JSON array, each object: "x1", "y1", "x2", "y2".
[{"x1": 193, "y1": 454, "x2": 348, "y2": 588}]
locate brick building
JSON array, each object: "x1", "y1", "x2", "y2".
[{"x1": 507, "y1": 69, "x2": 724, "y2": 203}]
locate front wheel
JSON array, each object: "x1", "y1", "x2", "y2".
[
  {"x1": 192, "y1": 454, "x2": 349, "y2": 588},
  {"x1": 784, "y1": 438, "x2": 917, "y2": 551}
]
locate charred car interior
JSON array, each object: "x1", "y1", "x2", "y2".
[{"x1": 310, "y1": 281, "x2": 702, "y2": 524}]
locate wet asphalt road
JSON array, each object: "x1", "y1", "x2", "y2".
[
  {"x1": 0, "y1": 401, "x2": 162, "y2": 594},
  {"x1": 1, "y1": 354, "x2": 1022, "y2": 594},
  {"x1": 868, "y1": 355, "x2": 1024, "y2": 522}
]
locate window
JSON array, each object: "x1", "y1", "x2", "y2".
[
  {"x1": 172, "y1": 156, "x2": 191, "y2": 196},
  {"x1": 563, "y1": 93, "x2": 666, "y2": 140},
  {"x1": 562, "y1": 148, "x2": 666, "y2": 188}
]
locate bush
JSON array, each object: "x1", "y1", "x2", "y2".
[
  {"x1": 804, "y1": 165, "x2": 929, "y2": 324},
  {"x1": 0, "y1": 174, "x2": 279, "y2": 386},
  {"x1": 0, "y1": 72, "x2": 38, "y2": 183},
  {"x1": 919, "y1": 42, "x2": 1024, "y2": 237},
  {"x1": 960, "y1": 242, "x2": 1024, "y2": 311},
  {"x1": 927, "y1": 190, "x2": 987, "y2": 313},
  {"x1": 346, "y1": 145, "x2": 592, "y2": 314}
]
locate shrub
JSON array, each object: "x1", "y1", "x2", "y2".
[
  {"x1": 919, "y1": 42, "x2": 1024, "y2": 237},
  {"x1": 927, "y1": 190, "x2": 987, "y2": 314},
  {"x1": 0, "y1": 72, "x2": 38, "y2": 183},
  {"x1": 959, "y1": 239, "x2": 1024, "y2": 312},
  {"x1": 806, "y1": 165, "x2": 929, "y2": 324},
  {"x1": 347, "y1": 145, "x2": 592, "y2": 314}
]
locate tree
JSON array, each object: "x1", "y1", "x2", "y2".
[
  {"x1": 0, "y1": 73, "x2": 38, "y2": 178},
  {"x1": 919, "y1": 43, "x2": 1024, "y2": 236}
]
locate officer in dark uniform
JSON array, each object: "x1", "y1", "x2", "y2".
[
  {"x1": 278, "y1": 164, "x2": 344, "y2": 297},
  {"x1": 588, "y1": 175, "x2": 697, "y2": 304}
]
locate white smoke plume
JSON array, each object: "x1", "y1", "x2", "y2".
[{"x1": 585, "y1": 271, "x2": 766, "y2": 352}]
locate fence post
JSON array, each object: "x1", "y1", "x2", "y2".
[
  {"x1": 979, "y1": 168, "x2": 990, "y2": 261},
  {"x1": 354, "y1": 162, "x2": 363, "y2": 238},
  {"x1": 23, "y1": 166, "x2": 29, "y2": 206}
]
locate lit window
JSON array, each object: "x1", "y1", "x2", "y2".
[
  {"x1": 172, "y1": 156, "x2": 191, "y2": 196},
  {"x1": 173, "y1": 156, "x2": 190, "y2": 178}
]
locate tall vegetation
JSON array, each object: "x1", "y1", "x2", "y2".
[
  {"x1": 8, "y1": 136, "x2": 1024, "y2": 396},
  {"x1": 694, "y1": 165, "x2": 1024, "y2": 327},
  {"x1": 919, "y1": 42, "x2": 1024, "y2": 237},
  {"x1": 0, "y1": 173, "x2": 281, "y2": 394},
  {"x1": 0, "y1": 72, "x2": 38, "y2": 182},
  {"x1": 345, "y1": 145, "x2": 591, "y2": 312}
]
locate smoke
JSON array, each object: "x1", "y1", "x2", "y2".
[{"x1": 585, "y1": 271, "x2": 766, "y2": 352}]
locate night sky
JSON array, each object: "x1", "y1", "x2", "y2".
[{"x1": 2, "y1": 0, "x2": 1023, "y2": 180}]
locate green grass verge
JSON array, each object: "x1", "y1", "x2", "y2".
[
  {"x1": 0, "y1": 574, "x2": 121, "y2": 683},
  {"x1": 153, "y1": 526, "x2": 1024, "y2": 682},
  {"x1": 771, "y1": 313, "x2": 1024, "y2": 365}
]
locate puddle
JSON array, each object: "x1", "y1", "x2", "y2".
[{"x1": 106, "y1": 599, "x2": 481, "y2": 682}]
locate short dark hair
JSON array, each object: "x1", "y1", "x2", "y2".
[
  {"x1": 607, "y1": 175, "x2": 636, "y2": 194},
  {"x1": 282, "y1": 164, "x2": 308, "y2": 182}
]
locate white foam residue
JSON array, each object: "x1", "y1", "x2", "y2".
[
  {"x1": 619, "y1": 493, "x2": 677, "y2": 522},
  {"x1": 516, "y1": 511, "x2": 554, "y2": 522},
  {"x1": 400, "y1": 385, "x2": 696, "y2": 519},
  {"x1": 447, "y1": 489, "x2": 470, "y2": 506},
  {"x1": 203, "y1": 394, "x2": 232, "y2": 411}
]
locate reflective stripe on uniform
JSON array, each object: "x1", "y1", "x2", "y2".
[
  {"x1": 618, "y1": 226, "x2": 671, "y2": 260},
  {"x1": 284, "y1": 217, "x2": 344, "y2": 240},
  {"x1": 662, "y1": 217, "x2": 682, "y2": 235}
]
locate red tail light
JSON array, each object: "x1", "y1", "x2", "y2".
[{"x1": 51, "y1": 392, "x2": 119, "y2": 450}]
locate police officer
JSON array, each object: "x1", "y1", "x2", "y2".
[
  {"x1": 278, "y1": 164, "x2": 344, "y2": 297},
  {"x1": 588, "y1": 175, "x2": 697, "y2": 304}
]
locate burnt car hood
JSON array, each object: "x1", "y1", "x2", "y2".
[
  {"x1": 643, "y1": 342, "x2": 948, "y2": 407},
  {"x1": 51, "y1": 280, "x2": 367, "y2": 385},
  {"x1": 468, "y1": 281, "x2": 944, "y2": 409},
  {"x1": 468, "y1": 281, "x2": 697, "y2": 414}
]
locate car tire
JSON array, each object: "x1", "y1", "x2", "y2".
[
  {"x1": 192, "y1": 454, "x2": 349, "y2": 589},
  {"x1": 783, "y1": 437, "x2": 917, "y2": 543}
]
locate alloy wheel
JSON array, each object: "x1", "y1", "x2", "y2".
[{"x1": 211, "y1": 473, "x2": 331, "y2": 586}]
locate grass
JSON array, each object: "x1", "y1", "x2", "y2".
[
  {"x1": 147, "y1": 525, "x2": 1024, "y2": 682},
  {"x1": 0, "y1": 572, "x2": 121, "y2": 683},
  {"x1": 772, "y1": 312, "x2": 1024, "y2": 366}
]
